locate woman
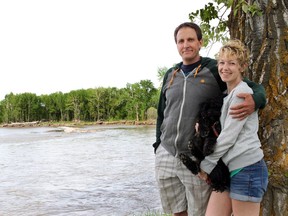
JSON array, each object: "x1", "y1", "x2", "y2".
[{"x1": 198, "y1": 39, "x2": 268, "y2": 216}]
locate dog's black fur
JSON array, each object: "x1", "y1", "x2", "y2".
[{"x1": 179, "y1": 94, "x2": 230, "y2": 192}]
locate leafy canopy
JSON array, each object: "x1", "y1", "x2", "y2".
[{"x1": 189, "y1": 0, "x2": 262, "y2": 51}]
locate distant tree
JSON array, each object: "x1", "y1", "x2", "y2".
[
  {"x1": 0, "y1": 101, "x2": 3, "y2": 123},
  {"x1": 51, "y1": 92, "x2": 66, "y2": 121},
  {"x1": 139, "y1": 80, "x2": 157, "y2": 119},
  {"x1": 39, "y1": 94, "x2": 55, "y2": 121},
  {"x1": 147, "y1": 107, "x2": 157, "y2": 120},
  {"x1": 18, "y1": 93, "x2": 41, "y2": 122},
  {"x1": 125, "y1": 82, "x2": 141, "y2": 121},
  {"x1": 114, "y1": 88, "x2": 130, "y2": 120},
  {"x1": 66, "y1": 89, "x2": 87, "y2": 121},
  {"x1": 105, "y1": 87, "x2": 122, "y2": 121},
  {"x1": 157, "y1": 67, "x2": 168, "y2": 83},
  {"x1": 124, "y1": 80, "x2": 157, "y2": 121},
  {"x1": 1, "y1": 93, "x2": 17, "y2": 123},
  {"x1": 87, "y1": 87, "x2": 106, "y2": 121}
]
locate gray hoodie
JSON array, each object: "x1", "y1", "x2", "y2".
[{"x1": 159, "y1": 57, "x2": 223, "y2": 157}]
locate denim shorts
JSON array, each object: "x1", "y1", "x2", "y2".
[{"x1": 230, "y1": 159, "x2": 268, "y2": 202}]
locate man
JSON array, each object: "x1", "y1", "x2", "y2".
[{"x1": 153, "y1": 22, "x2": 266, "y2": 216}]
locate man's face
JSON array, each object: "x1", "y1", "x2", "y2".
[{"x1": 176, "y1": 27, "x2": 202, "y2": 65}]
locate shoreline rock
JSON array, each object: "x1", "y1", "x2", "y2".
[{"x1": 0, "y1": 120, "x2": 156, "y2": 128}]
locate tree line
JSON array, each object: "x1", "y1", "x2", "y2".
[{"x1": 0, "y1": 79, "x2": 160, "y2": 124}]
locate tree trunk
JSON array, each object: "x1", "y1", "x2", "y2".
[{"x1": 229, "y1": 0, "x2": 288, "y2": 215}]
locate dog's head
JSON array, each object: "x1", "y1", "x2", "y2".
[{"x1": 198, "y1": 95, "x2": 224, "y2": 138}]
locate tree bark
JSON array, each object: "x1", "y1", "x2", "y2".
[{"x1": 229, "y1": 0, "x2": 288, "y2": 215}]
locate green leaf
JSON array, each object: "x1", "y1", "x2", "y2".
[{"x1": 242, "y1": 4, "x2": 248, "y2": 13}]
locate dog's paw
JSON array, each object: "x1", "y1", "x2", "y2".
[
  {"x1": 179, "y1": 153, "x2": 200, "y2": 175},
  {"x1": 188, "y1": 139, "x2": 193, "y2": 150},
  {"x1": 179, "y1": 153, "x2": 190, "y2": 164}
]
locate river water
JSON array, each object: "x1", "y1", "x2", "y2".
[{"x1": 0, "y1": 125, "x2": 162, "y2": 216}]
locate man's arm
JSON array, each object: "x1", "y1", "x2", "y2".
[
  {"x1": 230, "y1": 78, "x2": 266, "y2": 120},
  {"x1": 155, "y1": 92, "x2": 165, "y2": 144},
  {"x1": 244, "y1": 77, "x2": 266, "y2": 109},
  {"x1": 153, "y1": 69, "x2": 171, "y2": 153}
]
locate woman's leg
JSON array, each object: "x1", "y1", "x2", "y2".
[
  {"x1": 232, "y1": 199, "x2": 260, "y2": 216},
  {"x1": 229, "y1": 159, "x2": 268, "y2": 216},
  {"x1": 205, "y1": 191, "x2": 232, "y2": 216}
]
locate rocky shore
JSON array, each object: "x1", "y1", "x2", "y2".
[{"x1": 0, "y1": 120, "x2": 156, "y2": 128}]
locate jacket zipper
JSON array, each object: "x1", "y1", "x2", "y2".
[
  {"x1": 174, "y1": 67, "x2": 198, "y2": 157},
  {"x1": 174, "y1": 74, "x2": 186, "y2": 157}
]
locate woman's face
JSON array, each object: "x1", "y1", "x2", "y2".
[{"x1": 218, "y1": 55, "x2": 243, "y2": 85}]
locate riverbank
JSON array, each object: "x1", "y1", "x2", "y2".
[{"x1": 0, "y1": 120, "x2": 156, "y2": 128}]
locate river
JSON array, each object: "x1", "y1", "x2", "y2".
[{"x1": 0, "y1": 125, "x2": 162, "y2": 216}]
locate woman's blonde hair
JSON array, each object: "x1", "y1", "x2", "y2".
[{"x1": 216, "y1": 39, "x2": 249, "y2": 68}]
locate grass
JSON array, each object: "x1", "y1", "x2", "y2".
[{"x1": 134, "y1": 211, "x2": 171, "y2": 216}]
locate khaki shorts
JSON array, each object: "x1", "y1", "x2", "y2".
[{"x1": 155, "y1": 144, "x2": 212, "y2": 216}]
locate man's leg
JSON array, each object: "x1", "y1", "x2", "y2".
[
  {"x1": 178, "y1": 158, "x2": 212, "y2": 216},
  {"x1": 155, "y1": 145, "x2": 188, "y2": 214}
]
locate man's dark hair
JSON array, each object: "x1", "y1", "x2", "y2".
[{"x1": 174, "y1": 22, "x2": 203, "y2": 43}]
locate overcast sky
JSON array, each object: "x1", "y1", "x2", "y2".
[{"x1": 0, "y1": 0, "x2": 220, "y2": 100}]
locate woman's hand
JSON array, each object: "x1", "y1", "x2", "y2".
[
  {"x1": 198, "y1": 170, "x2": 208, "y2": 181},
  {"x1": 198, "y1": 170, "x2": 211, "y2": 184},
  {"x1": 195, "y1": 122, "x2": 199, "y2": 133}
]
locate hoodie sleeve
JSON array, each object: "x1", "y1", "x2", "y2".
[
  {"x1": 153, "y1": 67, "x2": 172, "y2": 152},
  {"x1": 243, "y1": 77, "x2": 266, "y2": 110}
]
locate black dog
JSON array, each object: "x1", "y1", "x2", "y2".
[{"x1": 179, "y1": 94, "x2": 230, "y2": 192}]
